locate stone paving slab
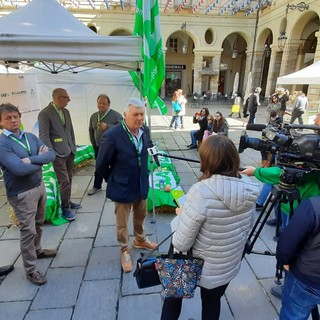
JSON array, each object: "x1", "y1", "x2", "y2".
[
  {"x1": 0, "y1": 225, "x2": 20, "y2": 240},
  {"x1": 84, "y1": 246, "x2": 121, "y2": 281},
  {"x1": 0, "y1": 301, "x2": 30, "y2": 320},
  {"x1": 225, "y1": 260, "x2": 278, "y2": 320},
  {"x1": 72, "y1": 279, "x2": 119, "y2": 320},
  {"x1": 24, "y1": 308, "x2": 73, "y2": 320},
  {"x1": 31, "y1": 267, "x2": 85, "y2": 309},
  {"x1": 51, "y1": 238, "x2": 93, "y2": 267},
  {"x1": 100, "y1": 201, "x2": 117, "y2": 225},
  {"x1": 64, "y1": 212, "x2": 100, "y2": 239},
  {"x1": 118, "y1": 293, "x2": 162, "y2": 320}
]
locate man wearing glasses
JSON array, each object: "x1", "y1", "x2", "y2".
[{"x1": 38, "y1": 88, "x2": 80, "y2": 221}]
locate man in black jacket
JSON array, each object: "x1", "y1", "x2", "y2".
[{"x1": 276, "y1": 196, "x2": 320, "y2": 319}]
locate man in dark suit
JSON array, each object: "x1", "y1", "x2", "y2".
[
  {"x1": 96, "y1": 98, "x2": 157, "y2": 273},
  {"x1": 38, "y1": 88, "x2": 80, "y2": 221},
  {"x1": 88, "y1": 94, "x2": 123, "y2": 195}
]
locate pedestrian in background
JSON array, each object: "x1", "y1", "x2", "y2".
[
  {"x1": 38, "y1": 88, "x2": 80, "y2": 221},
  {"x1": 88, "y1": 94, "x2": 122, "y2": 195},
  {"x1": 248, "y1": 87, "x2": 261, "y2": 124},
  {"x1": 0, "y1": 103, "x2": 57, "y2": 285},
  {"x1": 96, "y1": 98, "x2": 157, "y2": 273},
  {"x1": 169, "y1": 91, "x2": 181, "y2": 130},
  {"x1": 187, "y1": 107, "x2": 209, "y2": 149},
  {"x1": 177, "y1": 89, "x2": 187, "y2": 129},
  {"x1": 203, "y1": 111, "x2": 229, "y2": 141}
]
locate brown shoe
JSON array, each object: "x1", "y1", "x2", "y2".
[
  {"x1": 133, "y1": 239, "x2": 157, "y2": 250},
  {"x1": 121, "y1": 251, "x2": 132, "y2": 273},
  {"x1": 37, "y1": 249, "x2": 57, "y2": 259},
  {"x1": 27, "y1": 271, "x2": 47, "y2": 285}
]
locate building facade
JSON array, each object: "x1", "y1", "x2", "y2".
[{"x1": 1, "y1": 0, "x2": 320, "y2": 106}]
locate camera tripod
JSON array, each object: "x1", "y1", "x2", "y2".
[{"x1": 242, "y1": 172, "x2": 319, "y2": 320}]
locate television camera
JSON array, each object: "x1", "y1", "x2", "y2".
[{"x1": 239, "y1": 123, "x2": 320, "y2": 170}]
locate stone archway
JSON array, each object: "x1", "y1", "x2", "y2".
[
  {"x1": 165, "y1": 29, "x2": 195, "y2": 97},
  {"x1": 220, "y1": 33, "x2": 248, "y2": 98}
]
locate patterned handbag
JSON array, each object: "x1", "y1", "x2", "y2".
[{"x1": 155, "y1": 243, "x2": 204, "y2": 299}]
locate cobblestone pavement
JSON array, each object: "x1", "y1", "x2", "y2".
[{"x1": 0, "y1": 102, "x2": 312, "y2": 320}]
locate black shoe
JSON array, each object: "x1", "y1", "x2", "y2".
[
  {"x1": 271, "y1": 285, "x2": 283, "y2": 299},
  {"x1": 187, "y1": 144, "x2": 193, "y2": 148},
  {"x1": 0, "y1": 265, "x2": 14, "y2": 277},
  {"x1": 266, "y1": 219, "x2": 277, "y2": 226},
  {"x1": 70, "y1": 201, "x2": 82, "y2": 209},
  {"x1": 255, "y1": 203, "x2": 263, "y2": 211},
  {"x1": 189, "y1": 145, "x2": 197, "y2": 149}
]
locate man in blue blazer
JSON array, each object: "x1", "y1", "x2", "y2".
[{"x1": 96, "y1": 98, "x2": 157, "y2": 272}]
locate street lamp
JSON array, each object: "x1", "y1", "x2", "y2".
[
  {"x1": 181, "y1": 22, "x2": 188, "y2": 54},
  {"x1": 278, "y1": 32, "x2": 287, "y2": 51},
  {"x1": 278, "y1": 2, "x2": 308, "y2": 51}
]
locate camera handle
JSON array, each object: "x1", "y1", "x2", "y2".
[{"x1": 243, "y1": 185, "x2": 300, "y2": 283}]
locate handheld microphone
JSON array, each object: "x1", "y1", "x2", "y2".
[
  {"x1": 147, "y1": 140, "x2": 160, "y2": 167},
  {"x1": 245, "y1": 124, "x2": 267, "y2": 131}
]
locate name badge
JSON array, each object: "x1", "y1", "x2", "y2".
[{"x1": 54, "y1": 138, "x2": 63, "y2": 142}]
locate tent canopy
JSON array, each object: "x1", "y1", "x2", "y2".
[
  {"x1": 277, "y1": 60, "x2": 320, "y2": 85},
  {"x1": 0, "y1": 0, "x2": 143, "y2": 72}
]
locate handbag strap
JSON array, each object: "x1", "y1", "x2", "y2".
[
  {"x1": 140, "y1": 231, "x2": 175, "y2": 263},
  {"x1": 168, "y1": 242, "x2": 193, "y2": 259}
]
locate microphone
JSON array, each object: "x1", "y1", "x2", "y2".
[
  {"x1": 246, "y1": 124, "x2": 267, "y2": 131},
  {"x1": 147, "y1": 140, "x2": 160, "y2": 167},
  {"x1": 286, "y1": 124, "x2": 320, "y2": 131}
]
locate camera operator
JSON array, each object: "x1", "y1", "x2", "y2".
[
  {"x1": 276, "y1": 196, "x2": 320, "y2": 319},
  {"x1": 241, "y1": 112, "x2": 320, "y2": 299}
]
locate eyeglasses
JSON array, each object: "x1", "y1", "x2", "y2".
[
  {"x1": 207, "y1": 118, "x2": 213, "y2": 121},
  {"x1": 59, "y1": 96, "x2": 70, "y2": 99}
]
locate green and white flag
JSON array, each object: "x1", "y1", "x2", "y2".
[{"x1": 130, "y1": 0, "x2": 167, "y2": 115}]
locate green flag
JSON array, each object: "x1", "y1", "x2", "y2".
[{"x1": 130, "y1": 0, "x2": 167, "y2": 115}]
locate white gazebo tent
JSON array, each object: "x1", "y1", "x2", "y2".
[
  {"x1": 277, "y1": 60, "x2": 320, "y2": 85},
  {"x1": 0, "y1": 0, "x2": 143, "y2": 72}
]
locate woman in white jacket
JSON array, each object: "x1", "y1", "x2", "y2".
[{"x1": 161, "y1": 135, "x2": 259, "y2": 320}]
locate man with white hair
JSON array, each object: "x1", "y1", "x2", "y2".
[{"x1": 96, "y1": 98, "x2": 157, "y2": 273}]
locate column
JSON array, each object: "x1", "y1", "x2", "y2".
[{"x1": 193, "y1": 51, "x2": 203, "y2": 94}]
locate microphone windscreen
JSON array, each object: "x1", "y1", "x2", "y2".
[{"x1": 246, "y1": 124, "x2": 267, "y2": 131}]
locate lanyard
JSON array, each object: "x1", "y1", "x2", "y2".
[
  {"x1": 121, "y1": 120, "x2": 143, "y2": 167},
  {"x1": 52, "y1": 102, "x2": 65, "y2": 125},
  {"x1": 97, "y1": 109, "x2": 110, "y2": 129},
  {"x1": 10, "y1": 134, "x2": 31, "y2": 155}
]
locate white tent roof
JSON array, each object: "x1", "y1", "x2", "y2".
[
  {"x1": 0, "y1": 0, "x2": 142, "y2": 72},
  {"x1": 277, "y1": 60, "x2": 320, "y2": 85}
]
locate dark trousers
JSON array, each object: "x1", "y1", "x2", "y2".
[
  {"x1": 160, "y1": 283, "x2": 229, "y2": 320},
  {"x1": 52, "y1": 153, "x2": 75, "y2": 210},
  {"x1": 248, "y1": 112, "x2": 256, "y2": 124},
  {"x1": 93, "y1": 145, "x2": 103, "y2": 189}
]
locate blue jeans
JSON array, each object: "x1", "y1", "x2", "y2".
[
  {"x1": 169, "y1": 116, "x2": 180, "y2": 129},
  {"x1": 190, "y1": 130, "x2": 198, "y2": 145},
  {"x1": 257, "y1": 183, "x2": 272, "y2": 206},
  {"x1": 280, "y1": 271, "x2": 320, "y2": 320}
]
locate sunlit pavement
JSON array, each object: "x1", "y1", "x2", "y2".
[{"x1": 1, "y1": 102, "x2": 313, "y2": 320}]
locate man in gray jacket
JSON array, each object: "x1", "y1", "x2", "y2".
[
  {"x1": 38, "y1": 88, "x2": 79, "y2": 221},
  {"x1": 88, "y1": 94, "x2": 122, "y2": 195}
]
